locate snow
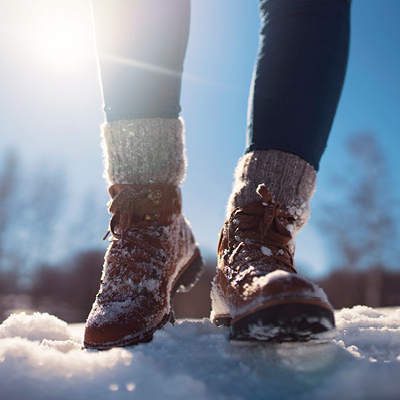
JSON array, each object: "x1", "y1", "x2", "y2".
[
  {"x1": 0, "y1": 307, "x2": 400, "y2": 400},
  {"x1": 261, "y1": 246, "x2": 272, "y2": 256}
]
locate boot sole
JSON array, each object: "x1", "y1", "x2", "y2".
[
  {"x1": 83, "y1": 248, "x2": 204, "y2": 350},
  {"x1": 215, "y1": 301, "x2": 336, "y2": 344}
]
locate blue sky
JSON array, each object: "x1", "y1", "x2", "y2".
[{"x1": 0, "y1": 0, "x2": 399, "y2": 277}]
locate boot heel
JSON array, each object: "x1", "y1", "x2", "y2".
[{"x1": 172, "y1": 249, "x2": 205, "y2": 295}]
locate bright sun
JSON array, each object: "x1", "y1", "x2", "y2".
[{"x1": 28, "y1": 1, "x2": 91, "y2": 72}]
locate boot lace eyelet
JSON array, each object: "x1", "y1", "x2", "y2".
[{"x1": 147, "y1": 190, "x2": 162, "y2": 205}]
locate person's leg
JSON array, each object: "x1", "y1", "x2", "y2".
[
  {"x1": 84, "y1": 0, "x2": 203, "y2": 350},
  {"x1": 230, "y1": 0, "x2": 351, "y2": 220},
  {"x1": 212, "y1": 0, "x2": 351, "y2": 342},
  {"x1": 248, "y1": 0, "x2": 351, "y2": 170},
  {"x1": 93, "y1": 0, "x2": 190, "y2": 186}
]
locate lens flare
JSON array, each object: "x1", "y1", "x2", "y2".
[{"x1": 28, "y1": 1, "x2": 91, "y2": 73}]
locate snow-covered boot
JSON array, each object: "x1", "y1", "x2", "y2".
[
  {"x1": 211, "y1": 150, "x2": 335, "y2": 342},
  {"x1": 84, "y1": 183, "x2": 203, "y2": 349},
  {"x1": 84, "y1": 118, "x2": 203, "y2": 349}
]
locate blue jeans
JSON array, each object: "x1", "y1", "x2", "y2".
[
  {"x1": 92, "y1": 0, "x2": 351, "y2": 170},
  {"x1": 92, "y1": 0, "x2": 190, "y2": 120}
]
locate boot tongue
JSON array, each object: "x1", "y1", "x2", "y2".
[
  {"x1": 105, "y1": 184, "x2": 182, "y2": 242},
  {"x1": 108, "y1": 187, "x2": 150, "y2": 243},
  {"x1": 256, "y1": 184, "x2": 293, "y2": 245}
]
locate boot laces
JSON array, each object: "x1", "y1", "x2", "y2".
[
  {"x1": 98, "y1": 187, "x2": 166, "y2": 301},
  {"x1": 225, "y1": 185, "x2": 297, "y2": 281}
]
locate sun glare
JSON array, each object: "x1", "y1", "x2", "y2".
[{"x1": 28, "y1": 1, "x2": 91, "y2": 73}]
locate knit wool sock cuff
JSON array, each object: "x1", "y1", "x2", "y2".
[
  {"x1": 101, "y1": 118, "x2": 186, "y2": 186},
  {"x1": 227, "y1": 150, "x2": 317, "y2": 231}
]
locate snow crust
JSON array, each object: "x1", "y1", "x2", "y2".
[{"x1": 1, "y1": 308, "x2": 400, "y2": 400}]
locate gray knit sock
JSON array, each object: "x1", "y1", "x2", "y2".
[
  {"x1": 227, "y1": 150, "x2": 317, "y2": 231},
  {"x1": 101, "y1": 118, "x2": 186, "y2": 185}
]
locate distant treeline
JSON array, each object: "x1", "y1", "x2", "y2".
[{"x1": 316, "y1": 267, "x2": 400, "y2": 309}]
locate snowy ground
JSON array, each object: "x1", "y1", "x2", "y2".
[{"x1": 0, "y1": 307, "x2": 400, "y2": 400}]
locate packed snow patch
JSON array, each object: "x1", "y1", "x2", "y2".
[
  {"x1": 0, "y1": 312, "x2": 73, "y2": 341},
  {"x1": 0, "y1": 309, "x2": 399, "y2": 400},
  {"x1": 334, "y1": 306, "x2": 400, "y2": 363}
]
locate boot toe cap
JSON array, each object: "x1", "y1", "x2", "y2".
[{"x1": 83, "y1": 300, "x2": 168, "y2": 350}]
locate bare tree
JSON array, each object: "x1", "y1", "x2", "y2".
[
  {"x1": 21, "y1": 163, "x2": 67, "y2": 267},
  {"x1": 67, "y1": 189, "x2": 108, "y2": 253},
  {"x1": 0, "y1": 149, "x2": 20, "y2": 293},
  {"x1": 0, "y1": 155, "x2": 67, "y2": 286},
  {"x1": 0, "y1": 149, "x2": 18, "y2": 260},
  {"x1": 318, "y1": 132, "x2": 400, "y2": 307}
]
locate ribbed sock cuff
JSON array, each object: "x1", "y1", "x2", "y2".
[
  {"x1": 227, "y1": 150, "x2": 317, "y2": 231},
  {"x1": 101, "y1": 118, "x2": 186, "y2": 186}
]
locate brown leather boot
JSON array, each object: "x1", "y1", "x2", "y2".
[
  {"x1": 84, "y1": 183, "x2": 203, "y2": 350},
  {"x1": 211, "y1": 184, "x2": 335, "y2": 343}
]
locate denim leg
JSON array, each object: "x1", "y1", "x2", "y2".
[
  {"x1": 91, "y1": 0, "x2": 190, "y2": 121},
  {"x1": 246, "y1": 0, "x2": 351, "y2": 170}
]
